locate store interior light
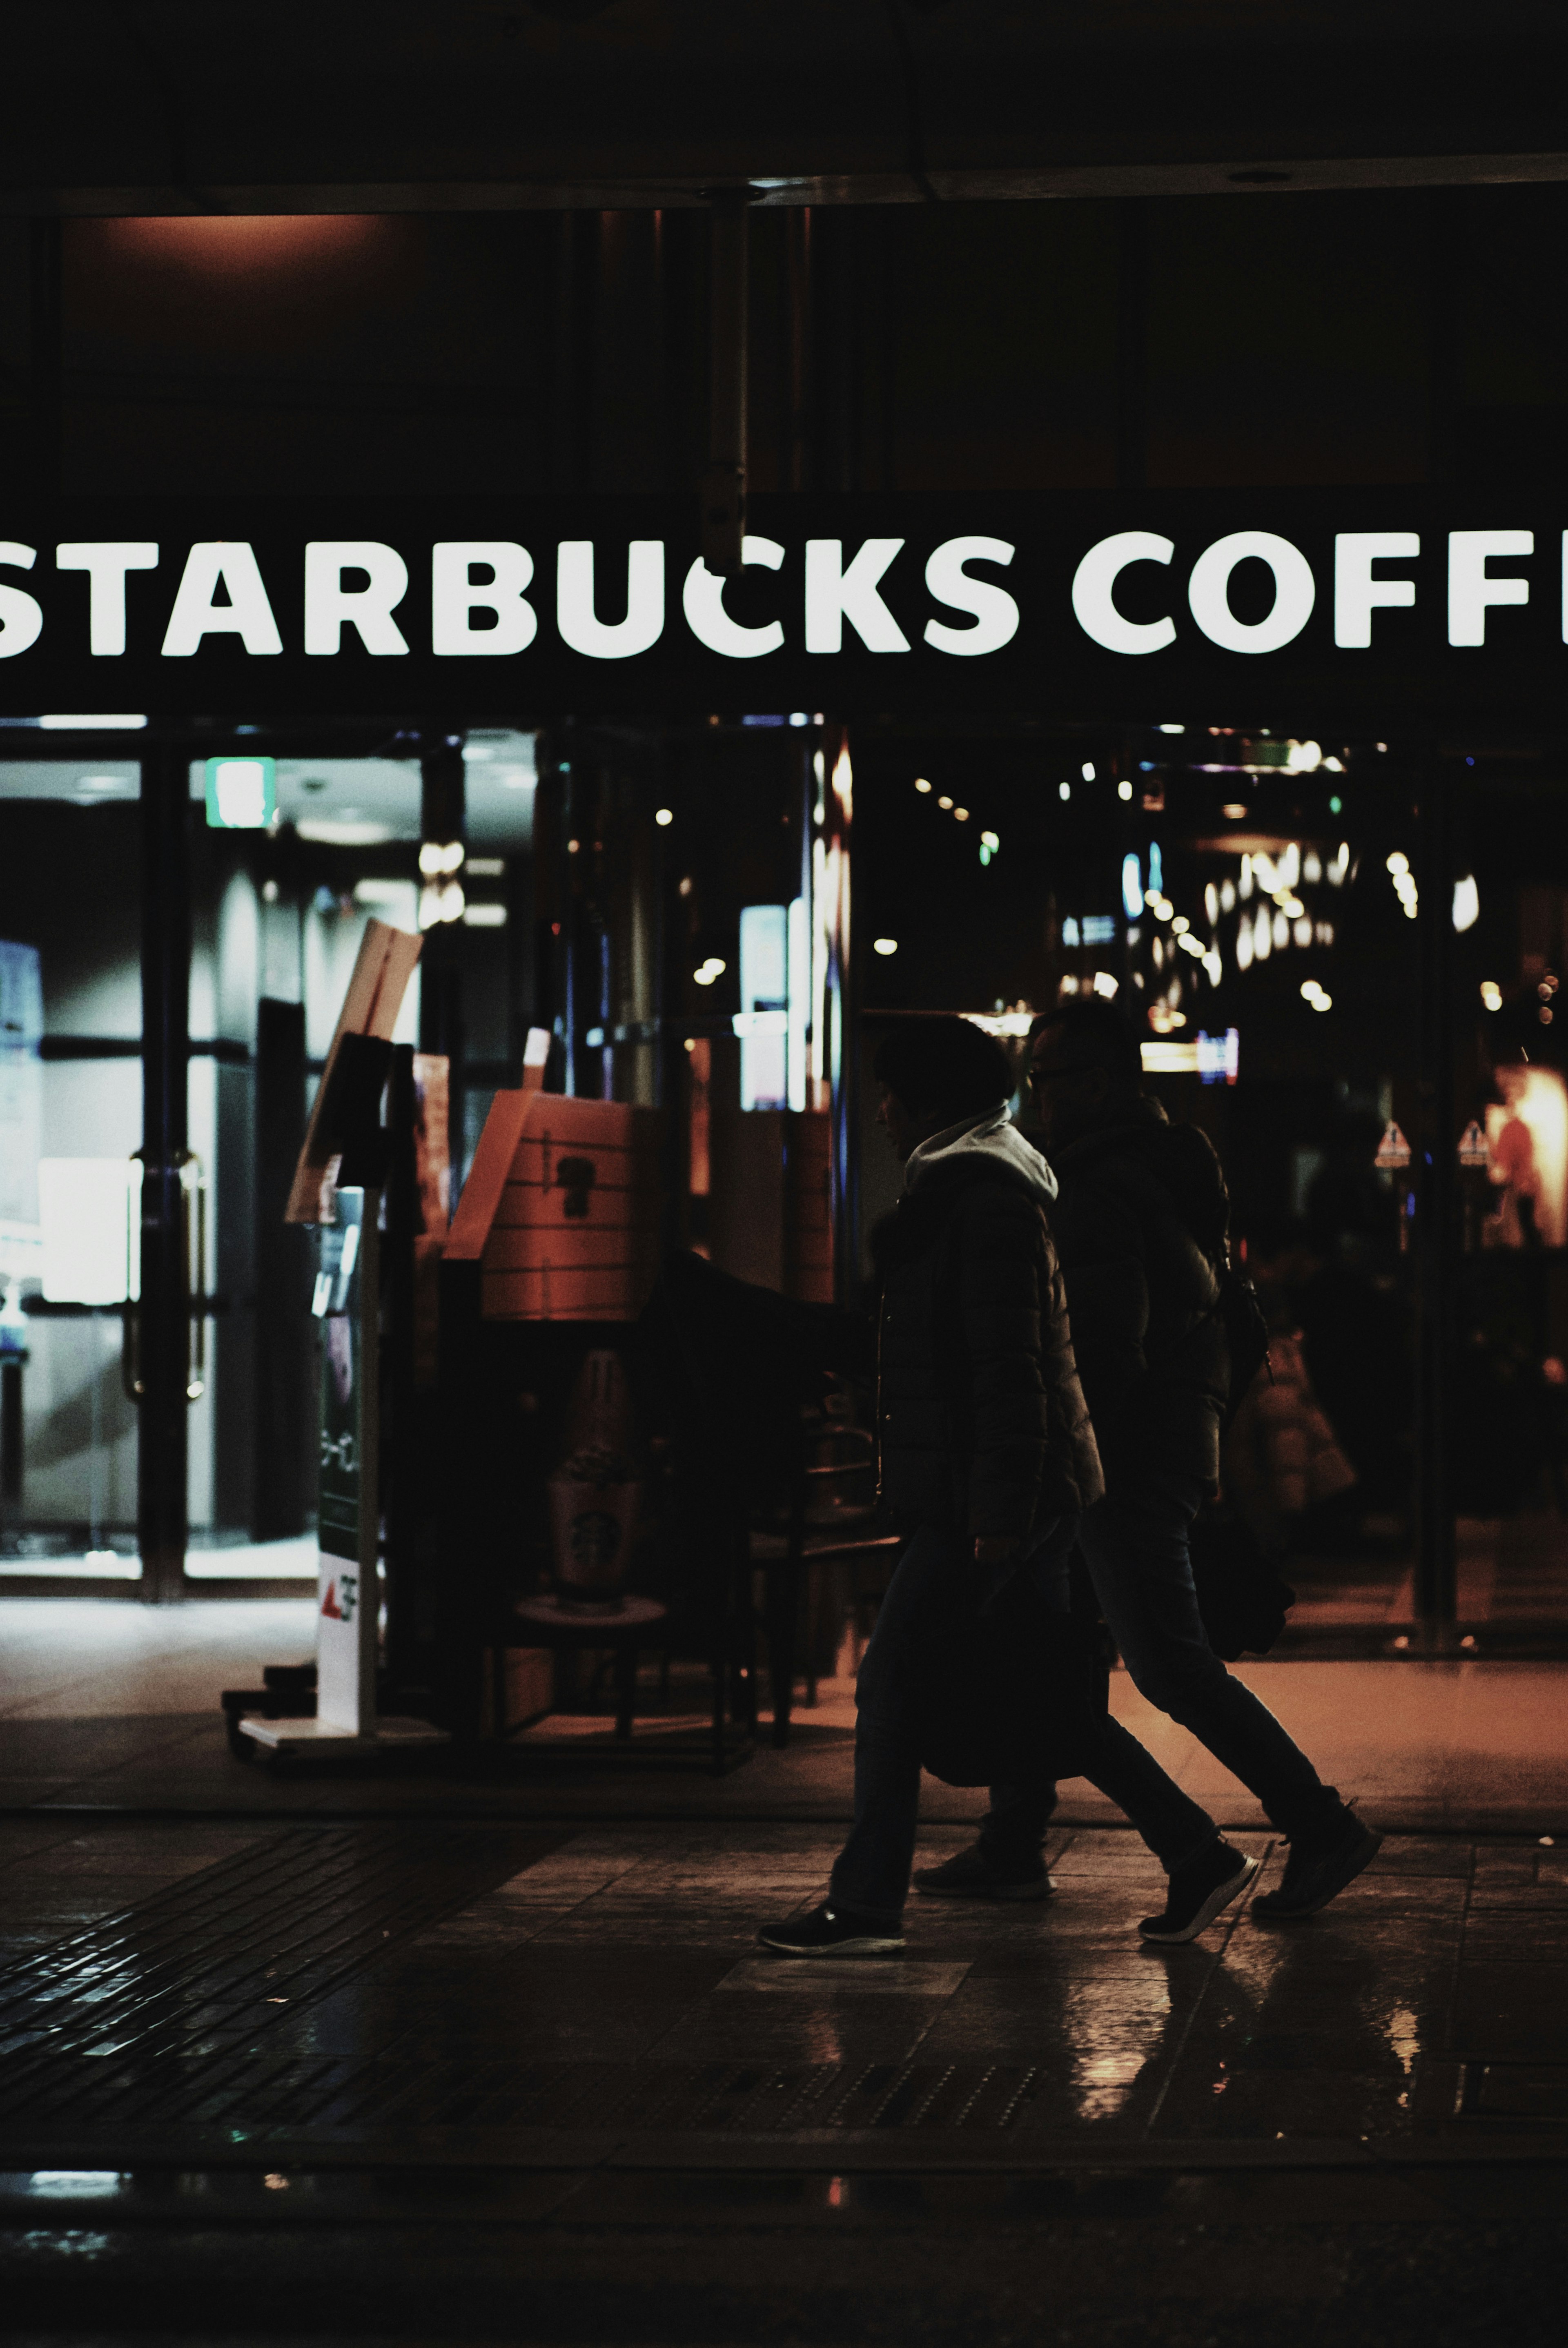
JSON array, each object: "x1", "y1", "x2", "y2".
[
  {"x1": 1082, "y1": 762, "x2": 1096, "y2": 781},
  {"x1": 1453, "y1": 873, "x2": 1480, "y2": 931},
  {"x1": 1157, "y1": 724, "x2": 1184, "y2": 735},
  {"x1": 418, "y1": 879, "x2": 465, "y2": 929},
  {"x1": 938, "y1": 795, "x2": 953, "y2": 809},
  {"x1": 953, "y1": 807, "x2": 970, "y2": 821},
  {"x1": 1118, "y1": 779, "x2": 1133, "y2": 802},
  {"x1": 693, "y1": 956, "x2": 727, "y2": 987},
  {"x1": 873, "y1": 937, "x2": 899, "y2": 956},
  {"x1": 298, "y1": 818, "x2": 396, "y2": 847},
  {"x1": 419, "y1": 839, "x2": 465, "y2": 878},
  {"x1": 1481, "y1": 980, "x2": 1503, "y2": 1011},
  {"x1": 39, "y1": 713, "x2": 147, "y2": 729},
  {"x1": 655, "y1": 807, "x2": 674, "y2": 826},
  {"x1": 1059, "y1": 781, "x2": 1071, "y2": 800},
  {"x1": 1223, "y1": 802, "x2": 1248, "y2": 819},
  {"x1": 914, "y1": 777, "x2": 932, "y2": 793}
]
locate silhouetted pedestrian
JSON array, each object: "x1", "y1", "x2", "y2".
[{"x1": 928, "y1": 999, "x2": 1380, "y2": 1934}]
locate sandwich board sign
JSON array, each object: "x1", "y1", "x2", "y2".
[{"x1": 239, "y1": 918, "x2": 436, "y2": 1758}]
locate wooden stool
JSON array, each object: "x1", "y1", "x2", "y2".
[{"x1": 505, "y1": 1593, "x2": 669, "y2": 1742}]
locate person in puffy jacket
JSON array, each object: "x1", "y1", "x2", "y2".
[
  {"x1": 760, "y1": 1015, "x2": 1187, "y2": 1957},
  {"x1": 928, "y1": 998, "x2": 1379, "y2": 1936}
]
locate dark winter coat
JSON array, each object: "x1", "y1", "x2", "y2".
[
  {"x1": 1045, "y1": 1095, "x2": 1232, "y2": 1495},
  {"x1": 875, "y1": 1111, "x2": 1103, "y2": 1541}
]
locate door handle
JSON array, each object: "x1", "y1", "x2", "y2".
[{"x1": 122, "y1": 1151, "x2": 206, "y2": 1403}]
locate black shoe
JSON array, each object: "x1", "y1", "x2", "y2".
[
  {"x1": 914, "y1": 1845, "x2": 1054, "y2": 1902},
  {"x1": 757, "y1": 1901, "x2": 906, "y2": 1957},
  {"x1": 1138, "y1": 1838, "x2": 1260, "y2": 1945},
  {"x1": 1252, "y1": 1814, "x2": 1383, "y2": 1921}
]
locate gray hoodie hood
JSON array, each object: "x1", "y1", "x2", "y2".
[{"x1": 904, "y1": 1104, "x2": 1059, "y2": 1205}]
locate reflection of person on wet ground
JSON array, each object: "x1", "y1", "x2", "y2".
[{"x1": 927, "y1": 1000, "x2": 1382, "y2": 1931}]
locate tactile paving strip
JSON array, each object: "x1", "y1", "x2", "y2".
[{"x1": 0, "y1": 1824, "x2": 558, "y2": 2130}]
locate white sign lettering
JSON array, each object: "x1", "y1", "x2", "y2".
[
  {"x1": 804, "y1": 537, "x2": 909, "y2": 653},
  {"x1": 1448, "y1": 528, "x2": 1532, "y2": 646},
  {"x1": 556, "y1": 539, "x2": 664, "y2": 659},
  {"x1": 682, "y1": 535, "x2": 785, "y2": 658},
  {"x1": 162, "y1": 541, "x2": 282, "y2": 658},
  {"x1": 923, "y1": 535, "x2": 1018, "y2": 656},
  {"x1": 56, "y1": 542, "x2": 159, "y2": 657},
  {"x1": 0, "y1": 542, "x2": 42, "y2": 661},
  {"x1": 304, "y1": 541, "x2": 409, "y2": 657},
  {"x1": 1187, "y1": 530, "x2": 1315, "y2": 656},
  {"x1": 431, "y1": 540, "x2": 537, "y2": 657},
  {"x1": 1071, "y1": 531, "x2": 1176, "y2": 656},
  {"x1": 1334, "y1": 531, "x2": 1419, "y2": 648}
]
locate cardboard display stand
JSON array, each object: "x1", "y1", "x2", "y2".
[{"x1": 239, "y1": 919, "x2": 443, "y2": 1759}]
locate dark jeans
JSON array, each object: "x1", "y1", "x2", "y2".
[
  {"x1": 985, "y1": 1474, "x2": 1342, "y2": 1871},
  {"x1": 831, "y1": 1513, "x2": 1232, "y2": 1921},
  {"x1": 829, "y1": 1518, "x2": 1082, "y2": 1925}
]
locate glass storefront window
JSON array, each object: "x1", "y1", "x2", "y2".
[{"x1": 1, "y1": 759, "x2": 142, "y2": 1578}]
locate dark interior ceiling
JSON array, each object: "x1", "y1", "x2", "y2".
[{"x1": 6, "y1": 2, "x2": 1568, "y2": 216}]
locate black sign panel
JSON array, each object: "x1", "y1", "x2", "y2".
[{"x1": 1, "y1": 492, "x2": 1566, "y2": 724}]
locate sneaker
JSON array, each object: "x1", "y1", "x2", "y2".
[
  {"x1": 757, "y1": 1901, "x2": 906, "y2": 1957},
  {"x1": 1252, "y1": 1814, "x2": 1384, "y2": 1922},
  {"x1": 1138, "y1": 1838, "x2": 1260, "y2": 1945},
  {"x1": 914, "y1": 1844, "x2": 1054, "y2": 1902}
]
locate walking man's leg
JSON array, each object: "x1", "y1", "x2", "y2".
[
  {"x1": 1078, "y1": 1478, "x2": 1381, "y2": 1918},
  {"x1": 916, "y1": 1520, "x2": 1260, "y2": 1941},
  {"x1": 759, "y1": 1526, "x2": 957, "y2": 1955}
]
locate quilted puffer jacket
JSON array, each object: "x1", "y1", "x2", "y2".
[{"x1": 875, "y1": 1108, "x2": 1103, "y2": 1541}]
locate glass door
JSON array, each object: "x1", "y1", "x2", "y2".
[{"x1": 0, "y1": 750, "x2": 143, "y2": 1586}]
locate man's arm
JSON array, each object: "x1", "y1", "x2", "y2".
[{"x1": 1053, "y1": 1178, "x2": 1151, "y2": 1435}]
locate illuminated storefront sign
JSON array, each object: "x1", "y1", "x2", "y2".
[{"x1": 1, "y1": 496, "x2": 1566, "y2": 717}]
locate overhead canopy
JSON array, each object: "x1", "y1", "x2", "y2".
[{"x1": 7, "y1": 4, "x2": 1568, "y2": 215}]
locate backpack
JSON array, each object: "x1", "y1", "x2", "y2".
[{"x1": 1215, "y1": 1258, "x2": 1270, "y2": 1432}]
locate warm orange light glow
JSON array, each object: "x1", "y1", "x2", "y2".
[
  {"x1": 69, "y1": 216, "x2": 417, "y2": 355},
  {"x1": 100, "y1": 217, "x2": 390, "y2": 276},
  {"x1": 1486, "y1": 1065, "x2": 1568, "y2": 1248}
]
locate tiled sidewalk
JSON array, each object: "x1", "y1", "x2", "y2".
[
  {"x1": 2, "y1": 1817, "x2": 1564, "y2": 2162},
  {"x1": 2, "y1": 1816, "x2": 1565, "y2": 2348}
]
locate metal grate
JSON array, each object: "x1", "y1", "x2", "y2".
[
  {"x1": 0, "y1": 2044, "x2": 1044, "y2": 2137},
  {"x1": 0, "y1": 1824, "x2": 559, "y2": 2129}
]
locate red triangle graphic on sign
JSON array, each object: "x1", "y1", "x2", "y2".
[{"x1": 321, "y1": 1581, "x2": 343, "y2": 1619}]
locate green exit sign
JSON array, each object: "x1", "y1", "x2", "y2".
[{"x1": 204, "y1": 755, "x2": 276, "y2": 829}]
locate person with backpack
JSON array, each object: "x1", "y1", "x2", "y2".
[
  {"x1": 918, "y1": 998, "x2": 1379, "y2": 1935},
  {"x1": 758, "y1": 1016, "x2": 1262, "y2": 1957}
]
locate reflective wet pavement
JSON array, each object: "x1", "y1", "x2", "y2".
[{"x1": 1, "y1": 1815, "x2": 1565, "y2": 2342}]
